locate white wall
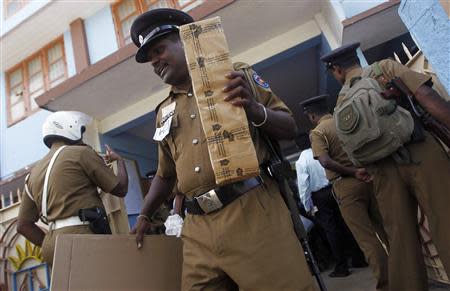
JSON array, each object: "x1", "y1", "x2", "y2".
[
  {"x1": 1, "y1": 0, "x2": 51, "y2": 37},
  {"x1": 63, "y1": 30, "x2": 77, "y2": 78},
  {"x1": 0, "y1": 73, "x2": 50, "y2": 179},
  {"x1": 399, "y1": 0, "x2": 450, "y2": 93},
  {"x1": 84, "y1": 6, "x2": 118, "y2": 64}
]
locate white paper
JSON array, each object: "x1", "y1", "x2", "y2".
[
  {"x1": 153, "y1": 102, "x2": 176, "y2": 141},
  {"x1": 164, "y1": 214, "x2": 184, "y2": 237}
]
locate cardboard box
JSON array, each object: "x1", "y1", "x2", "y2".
[
  {"x1": 180, "y1": 17, "x2": 260, "y2": 186},
  {"x1": 51, "y1": 235, "x2": 183, "y2": 291}
]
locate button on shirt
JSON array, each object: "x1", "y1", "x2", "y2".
[{"x1": 295, "y1": 148, "x2": 329, "y2": 212}]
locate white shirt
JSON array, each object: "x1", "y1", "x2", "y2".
[{"x1": 295, "y1": 148, "x2": 330, "y2": 212}]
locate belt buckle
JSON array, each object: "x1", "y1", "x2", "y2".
[{"x1": 195, "y1": 190, "x2": 223, "y2": 214}]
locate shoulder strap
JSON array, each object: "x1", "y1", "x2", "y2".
[
  {"x1": 361, "y1": 65, "x2": 374, "y2": 79},
  {"x1": 24, "y1": 173, "x2": 34, "y2": 202},
  {"x1": 41, "y1": 145, "x2": 67, "y2": 224},
  {"x1": 372, "y1": 62, "x2": 383, "y2": 78}
]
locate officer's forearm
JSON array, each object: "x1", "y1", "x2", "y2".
[
  {"x1": 17, "y1": 220, "x2": 45, "y2": 247},
  {"x1": 318, "y1": 154, "x2": 356, "y2": 177},
  {"x1": 414, "y1": 85, "x2": 450, "y2": 129},
  {"x1": 140, "y1": 175, "x2": 176, "y2": 218},
  {"x1": 248, "y1": 104, "x2": 298, "y2": 139}
]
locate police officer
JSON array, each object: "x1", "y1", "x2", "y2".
[
  {"x1": 17, "y1": 111, "x2": 128, "y2": 265},
  {"x1": 321, "y1": 43, "x2": 450, "y2": 291},
  {"x1": 130, "y1": 8, "x2": 314, "y2": 291},
  {"x1": 301, "y1": 94, "x2": 389, "y2": 290}
]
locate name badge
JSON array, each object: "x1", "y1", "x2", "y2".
[{"x1": 153, "y1": 102, "x2": 176, "y2": 141}]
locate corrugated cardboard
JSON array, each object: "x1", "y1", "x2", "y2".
[
  {"x1": 179, "y1": 17, "x2": 259, "y2": 185},
  {"x1": 51, "y1": 235, "x2": 182, "y2": 291}
]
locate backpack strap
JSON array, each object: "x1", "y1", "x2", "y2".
[
  {"x1": 41, "y1": 145, "x2": 67, "y2": 224},
  {"x1": 372, "y1": 62, "x2": 383, "y2": 78},
  {"x1": 369, "y1": 62, "x2": 390, "y2": 89},
  {"x1": 24, "y1": 173, "x2": 34, "y2": 202},
  {"x1": 361, "y1": 65, "x2": 373, "y2": 79}
]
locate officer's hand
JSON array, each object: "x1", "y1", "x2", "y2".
[
  {"x1": 381, "y1": 86, "x2": 401, "y2": 100},
  {"x1": 223, "y1": 71, "x2": 257, "y2": 109},
  {"x1": 354, "y1": 168, "x2": 373, "y2": 183},
  {"x1": 103, "y1": 144, "x2": 122, "y2": 164},
  {"x1": 130, "y1": 215, "x2": 152, "y2": 249}
]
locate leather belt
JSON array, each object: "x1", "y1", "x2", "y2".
[
  {"x1": 49, "y1": 216, "x2": 89, "y2": 231},
  {"x1": 185, "y1": 176, "x2": 262, "y2": 215}
]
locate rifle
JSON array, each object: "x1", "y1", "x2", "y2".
[
  {"x1": 240, "y1": 63, "x2": 326, "y2": 289},
  {"x1": 388, "y1": 77, "x2": 450, "y2": 148},
  {"x1": 261, "y1": 135, "x2": 328, "y2": 291}
]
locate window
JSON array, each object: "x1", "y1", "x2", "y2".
[
  {"x1": 112, "y1": 0, "x2": 198, "y2": 48},
  {"x1": 0, "y1": 172, "x2": 27, "y2": 210},
  {"x1": 3, "y1": 0, "x2": 28, "y2": 19},
  {"x1": 6, "y1": 38, "x2": 67, "y2": 126}
]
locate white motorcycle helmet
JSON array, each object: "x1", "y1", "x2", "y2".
[{"x1": 42, "y1": 111, "x2": 92, "y2": 148}]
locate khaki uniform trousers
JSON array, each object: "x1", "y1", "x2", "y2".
[
  {"x1": 181, "y1": 176, "x2": 315, "y2": 291},
  {"x1": 42, "y1": 224, "x2": 93, "y2": 265},
  {"x1": 369, "y1": 132, "x2": 450, "y2": 291},
  {"x1": 333, "y1": 177, "x2": 389, "y2": 291}
]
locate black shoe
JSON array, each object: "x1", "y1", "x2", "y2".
[{"x1": 329, "y1": 269, "x2": 351, "y2": 278}]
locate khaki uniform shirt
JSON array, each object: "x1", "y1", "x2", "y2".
[
  {"x1": 337, "y1": 59, "x2": 431, "y2": 106},
  {"x1": 19, "y1": 145, "x2": 120, "y2": 222},
  {"x1": 310, "y1": 114, "x2": 354, "y2": 180},
  {"x1": 155, "y1": 67, "x2": 292, "y2": 198}
]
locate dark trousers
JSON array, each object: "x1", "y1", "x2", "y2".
[{"x1": 312, "y1": 186, "x2": 364, "y2": 271}]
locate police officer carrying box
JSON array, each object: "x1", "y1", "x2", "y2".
[
  {"x1": 321, "y1": 42, "x2": 450, "y2": 291},
  {"x1": 17, "y1": 111, "x2": 128, "y2": 265},
  {"x1": 130, "y1": 8, "x2": 315, "y2": 291},
  {"x1": 300, "y1": 94, "x2": 389, "y2": 291}
]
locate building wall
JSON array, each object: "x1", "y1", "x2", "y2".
[
  {"x1": 0, "y1": 24, "x2": 76, "y2": 179},
  {"x1": 340, "y1": 0, "x2": 388, "y2": 18},
  {"x1": 398, "y1": 0, "x2": 450, "y2": 93},
  {"x1": 0, "y1": 0, "x2": 51, "y2": 36},
  {"x1": 84, "y1": 6, "x2": 119, "y2": 64},
  {"x1": 63, "y1": 30, "x2": 77, "y2": 78},
  {"x1": 0, "y1": 73, "x2": 51, "y2": 179}
]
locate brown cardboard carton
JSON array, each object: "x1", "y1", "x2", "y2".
[{"x1": 51, "y1": 235, "x2": 182, "y2": 291}]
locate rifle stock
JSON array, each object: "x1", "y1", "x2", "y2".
[
  {"x1": 263, "y1": 147, "x2": 328, "y2": 291},
  {"x1": 389, "y1": 77, "x2": 450, "y2": 148}
]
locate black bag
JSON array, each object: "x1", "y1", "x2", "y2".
[{"x1": 78, "y1": 207, "x2": 112, "y2": 234}]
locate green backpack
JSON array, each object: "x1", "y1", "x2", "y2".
[{"x1": 333, "y1": 63, "x2": 414, "y2": 166}]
